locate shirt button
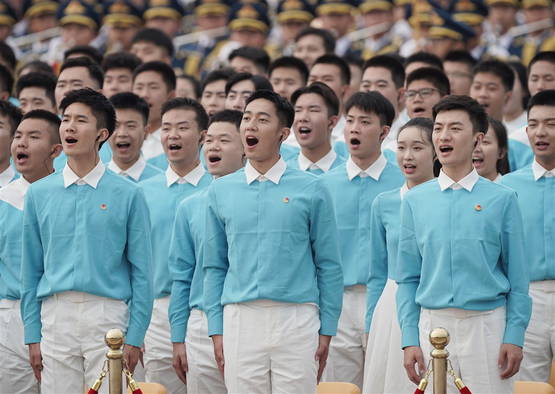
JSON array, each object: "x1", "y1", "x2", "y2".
[{"x1": 359, "y1": 172, "x2": 368, "y2": 178}]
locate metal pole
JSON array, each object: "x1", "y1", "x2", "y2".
[
  {"x1": 105, "y1": 329, "x2": 124, "y2": 394},
  {"x1": 429, "y1": 327, "x2": 450, "y2": 394}
]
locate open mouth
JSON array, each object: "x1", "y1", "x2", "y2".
[
  {"x1": 65, "y1": 137, "x2": 78, "y2": 144},
  {"x1": 298, "y1": 127, "x2": 312, "y2": 135},
  {"x1": 16, "y1": 152, "x2": 29, "y2": 161},
  {"x1": 208, "y1": 154, "x2": 222, "y2": 163},
  {"x1": 168, "y1": 143, "x2": 182, "y2": 151},
  {"x1": 439, "y1": 145, "x2": 453, "y2": 153},
  {"x1": 472, "y1": 157, "x2": 484, "y2": 166},
  {"x1": 350, "y1": 138, "x2": 361, "y2": 145},
  {"x1": 536, "y1": 141, "x2": 550, "y2": 149},
  {"x1": 116, "y1": 142, "x2": 131, "y2": 148},
  {"x1": 412, "y1": 107, "x2": 426, "y2": 115},
  {"x1": 245, "y1": 136, "x2": 259, "y2": 147}
]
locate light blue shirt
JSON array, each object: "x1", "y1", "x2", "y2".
[
  {"x1": 20, "y1": 162, "x2": 153, "y2": 347},
  {"x1": 168, "y1": 190, "x2": 208, "y2": 343},
  {"x1": 333, "y1": 140, "x2": 397, "y2": 165},
  {"x1": 508, "y1": 139, "x2": 533, "y2": 171},
  {"x1": 54, "y1": 143, "x2": 113, "y2": 171},
  {"x1": 396, "y1": 169, "x2": 531, "y2": 348},
  {"x1": 501, "y1": 162, "x2": 555, "y2": 282},
  {"x1": 0, "y1": 177, "x2": 30, "y2": 300},
  {"x1": 203, "y1": 158, "x2": 343, "y2": 336},
  {"x1": 321, "y1": 155, "x2": 404, "y2": 287},
  {"x1": 141, "y1": 164, "x2": 212, "y2": 299},
  {"x1": 286, "y1": 149, "x2": 345, "y2": 175}
]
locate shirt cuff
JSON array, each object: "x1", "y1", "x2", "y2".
[
  {"x1": 125, "y1": 326, "x2": 146, "y2": 348},
  {"x1": 319, "y1": 317, "x2": 338, "y2": 336},
  {"x1": 401, "y1": 325, "x2": 420, "y2": 348},
  {"x1": 207, "y1": 315, "x2": 223, "y2": 337},
  {"x1": 171, "y1": 323, "x2": 187, "y2": 343},
  {"x1": 24, "y1": 323, "x2": 42, "y2": 345},
  {"x1": 503, "y1": 325, "x2": 526, "y2": 348}
]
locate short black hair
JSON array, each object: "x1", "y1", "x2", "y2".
[
  {"x1": 245, "y1": 90, "x2": 294, "y2": 128},
  {"x1": 110, "y1": 92, "x2": 150, "y2": 125},
  {"x1": 269, "y1": 56, "x2": 309, "y2": 85},
  {"x1": 290, "y1": 81, "x2": 339, "y2": 117},
  {"x1": 22, "y1": 109, "x2": 62, "y2": 144},
  {"x1": 508, "y1": 61, "x2": 530, "y2": 110},
  {"x1": 444, "y1": 50, "x2": 477, "y2": 69},
  {"x1": 313, "y1": 54, "x2": 351, "y2": 86},
  {"x1": 295, "y1": 27, "x2": 336, "y2": 53},
  {"x1": 528, "y1": 51, "x2": 555, "y2": 75},
  {"x1": 406, "y1": 67, "x2": 451, "y2": 96},
  {"x1": 0, "y1": 100, "x2": 23, "y2": 136},
  {"x1": 345, "y1": 91, "x2": 396, "y2": 127},
  {"x1": 133, "y1": 61, "x2": 177, "y2": 91},
  {"x1": 59, "y1": 88, "x2": 116, "y2": 149},
  {"x1": 132, "y1": 28, "x2": 175, "y2": 58},
  {"x1": 101, "y1": 52, "x2": 142, "y2": 73},
  {"x1": 432, "y1": 95, "x2": 488, "y2": 134},
  {"x1": 487, "y1": 117, "x2": 510, "y2": 175},
  {"x1": 527, "y1": 89, "x2": 555, "y2": 114},
  {"x1": 16, "y1": 72, "x2": 57, "y2": 106},
  {"x1": 0, "y1": 63, "x2": 14, "y2": 94},
  {"x1": 59, "y1": 57, "x2": 104, "y2": 89},
  {"x1": 0, "y1": 41, "x2": 16, "y2": 71},
  {"x1": 17, "y1": 60, "x2": 53, "y2": 77},
  {"x1": 201, "y1": 68, "x2": 236, "y2": 94},
  {"x1": 208, "y1": 109, "x2": 243, "y2": 129},
  {"x1": 229, "y1": 46, "x2": 271, "y2": 75},
  {"x1": 225, "y1": 72, "x2": 273, "y2": 96},
  {"x1": 405, "y1": 51, "x2": 443, "y2": 71},
  {"x1": 161, "y1": 97, "x2": 209, "y2": 131},
  {"x1": 473, "y1": 60, "x2": 515, "y2": 92},
  {"x1": 178, "y1": 74, "x2": 202, "y2": 100},
  {"x1": 64, "y1": 45, "x2": 103, "y2": 64},
  {"x1": 363, "y1": 55, "x2": 405, "y2": 89}
]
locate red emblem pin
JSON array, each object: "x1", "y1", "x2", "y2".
[
  {"x1": 283, "y1": 197, "x2": 289, "y2": 203},
  {"x1": 475, "y1": 204, "x2": 481, "y2": 211},
  {"x1": 100, "y1": 204, "x2": 107, "y2": 210}
]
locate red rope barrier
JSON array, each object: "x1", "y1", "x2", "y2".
[
  {"x1": 87, "y1": 390, "x2": 98, "y2": 394},
  {"x1": 131, "y1": 389, "x2": 143, "y2": 394},
  {"x1": 414, "y1": 389, "x2": 425, "y2": 394},
  {"x1": 459, "y1": 387, "x2": 472, "y2": 394}
]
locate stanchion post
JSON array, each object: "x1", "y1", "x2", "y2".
[
  {"x1": 105, "y1": 329, "x2": 124, "y2": 394},
  {"x1": 430, "y1": 327, "x2": 449, "y2": 394}
]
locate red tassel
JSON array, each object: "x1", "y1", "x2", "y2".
[
  {"x1": 414, "y1": 389, "x2": 425, "y2": 394},
  {"x1": 87, "y1": 390, "x2": 98, "y2": 394},
  {"x1": 459, "y1": 388, "x2": 471, "y2": 394},
  {"x1": 132, "y1": 389, "x2": 143, "y2": 394}
]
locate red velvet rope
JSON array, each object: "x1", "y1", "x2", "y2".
[
  {"x1": 414, "y1": 389, "x2": 425, "y2": 394},
  {"x1": 87, "y1": 390, "x2": 98, "y2": 394},
  {"x1": 459, "y1": 387, "x2": 471, "y2": 394},
  {"x1": 132, "y1": 389, "x2": 143, "y2": 394}
]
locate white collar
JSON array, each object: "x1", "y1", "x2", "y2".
[
  {"x1": 0, "y1": 177, "x2": 31, "y2": 210},
  {"x1": 532, "y1": 160, "x2": 555, "y2": 181},
  {"x1": 245, "y1": 158, "x2": 287, "y2": 185},
  {"x1": 438, "y1": 168, "x2": 479, "y2": 192},
  {"x1": 494, "y1": 173, "x2": 503, "y2": 183},
  {"x1": 166, "y1": 163, "x2": 205, "y2": 187},
  {"x1": 108, "y1": 156, "x2": 146, "y2": 182},
  {"x1": 0, "y1": 165, "x2": 15, "y2": 187},
  {"x1": 63, "y1": 160, "x2": 105, "y2": 189},
  {"x1": 298, "y1": 149, "x2": 337, "y2": 172},
  {"x1": 400, "y1": 183, "x2": 409, "y2": 199},
  {"x1": 346, "y1": 154, "x2": 387, "y2": 181}
]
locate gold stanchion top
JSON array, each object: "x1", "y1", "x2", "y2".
[
  {"x1": 429, "y1": 327, "x2": 450, "y2": 350},
  {"x1": 105, "y1": 329, "x2": 124, "y2": 350}
]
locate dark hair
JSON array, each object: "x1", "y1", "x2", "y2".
[
  {"x1": 527, "y1": 89, "x2": 555, "y2": 114},
  {"x1": 133, "y1": 61, "x2": 177, "y2": 91},
  {"x1": 444, "y1": 50, "x2": 477, "y2": 69},
  {"x1": 22, "y1": 109, "x2": 62, "y2": 144},
  {"x1": 0, "y1": 41, "x2": 16, "y2": 71},
  {"x1": 406, "y1": 67, "x2": 451, "y2": 96},
  {"x1": 405, "y1": 51, "x2": 443, "y2": 71},
  {"x1": 472, "y1": 60, "x2": 515, "y2": 92},
  {"x1": 132, "y1": 28, "x2": 175, "y2": 58},
  {"x1": 59, "y1": 88, "x2": 116, "y2": 149},
  {"x1": 16, "y1": 72, "x2": 57, "y2": 106},
  {"x1": 64, "y1": 45, "x2": 103, "y2": 64},
  {"x1": 290, "y1": 81, "x2": 339, "y2": 117},
  {"x1": 487, "y1": 117, "x2": 510, "y2": 175},
  {"x1": 528, "y1": 51, "x2": 555, "y2": 76},
  {"x1": 344, "y1": 54, "x2": 364, "y2": 70},
  {"x1": 432, "y1": 95, "x2": 488, "y2": 133},
  {"x1": 225, "y1": 72, "x2": 273, "y2": 95},
  {"x1": 398, "y1": 117, "x2": 440, "y2": 176},
  {"x1": 0, "y1": 100, "x2": 23, "y2": 136},
  {"x1": 59, "y1": 57, "x2": 104, "y2": 89},
  {"x1": 313, "y1": 54, "x2": 351, "y2": 86},
  {"x1": 161, "y1": 97, "x2": 209, "y2": 131},
  {"x1": 101, "y1": 52, "x2": 142, "y2": 73},
  {"x1": 508, "y1": 61, "x2": 530, "y2": 110},
  {"x1": 17, "y1": 60, "x2": 53, "y2": 77},
  {"x1": 178, "y1": 74, "x2": 202, "y2": 100},
  {"x1": 110, "y1": 92, "x2": 150, "y2": 125},
  {"x1": 245, "y1": 90, "x2": 295, "y2": 128},
  {"x1": 363, "y1": 55, "x2": 405, "y2": 89},
  {"x1": 201, "y1": 68, "x2": 236, "y2": 94},
  {"x1": 345, "y1": 91, "x2": 396, "y2": 127},
  {"x1": 208, "y1": 109, "x2": 243, "y2": 129},
  {"x1": 0, "y1": 63, "x2": 14, "y2": 94},
  {"x1": 268, "y1": 56, "x2": 309, "y2": 85},
  {"x1": 295, "y1": 27, "x2": 336, "y2": 53},
  {"x1": 229, "y1": 46, "x2": 271, "y2": 75}
]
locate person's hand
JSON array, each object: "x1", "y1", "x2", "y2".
[
  {"x1": 498, "y1": 343, "x2": 523, "y2": 379},
  {"x1": 403, "y1": 346, "x2": 426, "y2": 384},
  {"x1": 212, "y1": 335, "x2": 225, "y2": 378},
  {"x1": 172, "y1": 343, "x2": 189, "y2": 384},
  {"x1": 315, "y1": 335, "x2": 332, "y2": 383},
  {"x1": 28, "y1": 343, "x2": 43, "y2": 382},
  {"x1": 123, "y1": 344, "x2": 142, "y2": 374}
]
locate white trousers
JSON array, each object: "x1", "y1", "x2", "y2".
[
  {"x1": 519, "y1": 280, "x2": 555, "y2": 382},
  {"x1": 144, "y1": 296, "x2": 186, "y2": 394},
  {"x1": 40, "y1": 291, "x2": 128, "y2": 394},
  {"x1": 362, "y1": 280, "x2": 413, "y2": 394},
  {"x1": 0, "y1": 299, "x2": 39, "y2": 394},
  {"x1": 322, "y1": 285, "x2": 366, "y2": 390},
  {"x1": 223, "y1": 300, "x2": 319, "y2": 394},
  {"x1": 186, "y1": 309, "x2": 226, "y2": 394},
  {"x1": 420, "y1": 307, "x2": 513, "y2": 394}
]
